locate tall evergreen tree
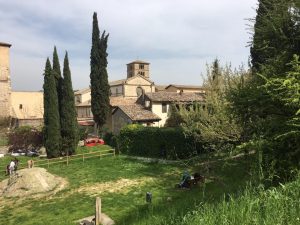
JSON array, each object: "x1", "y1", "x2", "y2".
[
  {"x1": 43, "y1": 58, "x2": 61, "y2": 158},
  {"x1": 90, "y1": 12, "x2": 110, "y2": 131},
  {"x1": 60, "y1": 52, "x2": 78, "y2": 156},
  {"x1": 250, "y1": 0, "x2": 298, "y2": 76},
  {"x1": 228, "y1": 0, "x2": 300, "y2": 181}
]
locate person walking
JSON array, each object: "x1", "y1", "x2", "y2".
[{"x1": 9, "y1": 159, "x2": 16, "y2": 176}]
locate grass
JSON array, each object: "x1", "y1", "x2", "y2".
[
  {"x1": 168, "y1": 177, "x2": 300, "y2": 225},
  {"x1": 0, "y1": 134, "x2": 8, "y2": 147},
  {"x1": 0, "y1": 151, "x2": 298, "y2": 225},
  {"x1": 0, "y1": 145, "x2": 113, "y2": 177}
]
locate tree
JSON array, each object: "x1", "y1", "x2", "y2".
[
  {"x1": 43, "y1": 58, "x2": 61, "y2": 158},
  {"x1": 164, "y1": 104, "x2": 184, "y2": 127},
  {"x1": 90, "y1": 12, "x2": 110, "y2": 132},
  {"x1": 228, "y1": 0, "x2": 300, "y2": 181},
  {"x1": 250, "y1": 0, "x2": 298, "y2": 77},
  {"x1": 180, "y1": 60, "x2": 243, "y2": 151},
  {"x1": 60, "y1": 52, "x2": 78, "y2": 156}
]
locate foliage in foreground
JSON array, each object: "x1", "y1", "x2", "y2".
[{"x1": 169, "y1": 176, "x2": 300, "y2": 225}]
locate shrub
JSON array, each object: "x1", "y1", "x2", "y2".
[
  {"x1": 117, "y1": 125, "x2": 203, "y2": 159},
  {"x1": 0, "y1": 117, "x2": 10, "y2": 128},
  {"x1": 78, "y1": 126, "x2": 94, "y2": 140},
  {"x1": 8, "y1": 126, "x2": 43, "y2": 151}
]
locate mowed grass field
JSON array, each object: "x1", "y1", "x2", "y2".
[
  {"x1": 0, "y1": 150, "x2": 252, "y2": 225},
  {"x1": 0, "y1": 150, "x2": 299, "y2": 225}
]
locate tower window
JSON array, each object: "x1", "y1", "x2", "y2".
[
  {"x1": 19, "y1": 104, "x2": 23, "y2": 109},
  {"x1": 139, "y1": 64, "x2": 144, "y2": 69}
]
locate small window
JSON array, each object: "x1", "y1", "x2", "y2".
[
  {"x1": 19, "y1": 104, "x2": 23, "y2": 109},
  {"x1": 139, "y1": 64, "x2": 144, "y2": 69},
  {"x1": 136, "y1": 87, "x2": 144, "y2": 97},
  {"x1": 116, "y1": 88, "x2": 119, "y2": 95},
  {"x1": 162, "y1": 103, "x2": 167, "y2": 113}
]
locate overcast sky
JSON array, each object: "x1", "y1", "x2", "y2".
[{"x1": 0, "y1": 0, "x2": 258, "y2": 91}]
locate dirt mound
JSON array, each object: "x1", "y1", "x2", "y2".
[{"x1": 0, "y1": 167, "x2": 67, "y2": 198}]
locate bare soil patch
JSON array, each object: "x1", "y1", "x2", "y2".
[
  {"x1": 76, "y1": 177, "x2": 155, "y2": 196},
  {"x1": 0, "y1": 167, "x2": 68, "y2": 198}
]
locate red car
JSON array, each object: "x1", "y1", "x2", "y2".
[{"x1": 84, "y1": 137, "x2": 105, "y2": 147}]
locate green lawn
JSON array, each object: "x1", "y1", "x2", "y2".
[
  {"x1": 0, "y1": 151, "x2": 254, "y2": 225},
  {"x1": 0, "y1": 134, "x2": 7, "y2": 146}
]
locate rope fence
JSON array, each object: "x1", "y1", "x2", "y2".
[{"x1": 0, "y1": 148, "x2": 115, "y2": 178}]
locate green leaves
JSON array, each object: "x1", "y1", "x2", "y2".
[{"x1": 90, "y1": 12, "x2": 110, "y2": 130}]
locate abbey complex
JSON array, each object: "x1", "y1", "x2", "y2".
[{"x1": 0, "y1": 42, "x2": 205, "y2": 133}]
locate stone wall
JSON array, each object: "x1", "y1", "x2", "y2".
[{"x1": 0, "y1": 45, "x2": 11, "y2": 118}]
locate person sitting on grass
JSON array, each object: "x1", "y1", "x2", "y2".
[{"x1": 179, "y1": 171, "x2": 191, "y2": 188}]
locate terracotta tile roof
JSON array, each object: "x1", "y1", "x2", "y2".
[
  {"x1": 166, "y1": 84, "x2": 204, "y2": 89},
  {"x1": 155, "y1": 85, "x2": 167, "y2": 91},
  {"x1": 127, "y1": 60, "x2": 150, "y2": 65},
  {"x1": 74, "y1": 88, "x2": 90, "y2": 95},
  {"x1": 76, "y1": 96, "x2": 137, "y2": 107},
  {"x1": 145, "y1": 92, "x2": 205, "y2": 102},
  {"x1": 110, "y1": 97, "x2": 137, "y2": 107},
  {"x1": 109, "y1": 79, "x2": 126, "y2": 86},
  {"x1": 117, "y1": 104, "x2": 161, "y2": 122}
]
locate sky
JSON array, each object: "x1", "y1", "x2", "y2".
[{"x1": 0, "y1": 0, "x2": 258, "y2": 91}]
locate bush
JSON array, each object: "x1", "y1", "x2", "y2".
[
  {"x1": 78, "y1": 126, "x2": 94, "y2": 140},
  {"x1": 0, "y1": 117, "x2": 10, "y2": 128},
  {"x1": 117, "y1": 125, "x2": 203, "y2": 159},
  {"x1": 8, "y1": 126, "x2": 43, "y2": 151}
]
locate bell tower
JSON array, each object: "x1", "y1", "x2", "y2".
[
  {"x1": 127, "y1": 60, "x2": 150, "y2": 79},
  {"x1": 0, "y1": 42, "x2": 12, "y2": 118}
]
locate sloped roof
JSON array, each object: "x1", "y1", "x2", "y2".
[
  {"x1": 127, "y1": 60, "x2": 150, "y2": 65},
  {"x1": 0, "y1": 42, "x2": 11, "y2": 47},
  {"x1": 74, "y1": 87, "x2": 90, "y2": 95},
  {"x1": 166, "y1": 84, "x2": 204, "y2": 90},
  {"x1": 145, "y1": 92, "x2": 205, "y2": 102},
  {"x1": 76, "y1": 96, "x2": 137, "y2": 107},
  {"x1": 116, "y1": 104, "x2": 161, "y2": 122},
  {"x1": 109, "y1": 78, "x2": 126, "y2": 86},
  {"x1": 110, "y1": 97, "x2": 137, "y2": 107},
  {"x1": 155, "y1": 85, "x2": 167, "y2": 92}
]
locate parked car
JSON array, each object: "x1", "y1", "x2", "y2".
[
  {"x1": 11, "y1": 149, "x2": 26, "y2": 156},
  {"x1": 26, "y1": 150, "x2": 39, "y2": 157},
  {"x1": 84, "y1": 137, "x2": 105, "y2": 147}
]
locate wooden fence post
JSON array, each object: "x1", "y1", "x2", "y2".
[
  {"x1": 67, "y1": 155, "x2": 69, "y2": 166},
  {"x1": 47, "y1": 159, "x2": 49, "y2": 168},
  {"x1": 95, "y1": 197, "x2": 101, "y2": 225}
]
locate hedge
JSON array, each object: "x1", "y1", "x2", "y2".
[
  {"x1": 117, "y1": 125, "x2": 203, "y2": 159},
  {"x1": 8, "y1": 126, "x2": 43, "y2": 151}
]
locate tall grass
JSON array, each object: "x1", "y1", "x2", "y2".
[{"x1": 166, "y1": 177, "x2": 300, "y2": 225}]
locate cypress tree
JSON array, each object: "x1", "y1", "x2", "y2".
[
  {"x1": 90, "y1": 12, "x2": 110, "y2": 131},
  {"x1": 52, "y1": 46, "x2": 63, "y2": 126},
  {"x1": 43, "y1": 58, "x2": 61, "y2": 158},
  {"x1": 250, "y1": 0, "x2": 297, "y2": 76},
  {"x1": 60, "y1": 52, "x2": 78, "y2": 156}
]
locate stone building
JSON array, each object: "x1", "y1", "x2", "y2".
[
  {"x1": 0, "y1": 42, "x2": 12, "y2": 118},
  {"x1": 0, "y1": 42, "x2": 44, "y2": 126},
  {"x1": 75, "y1": 60, "x2": 205, "y2": 133},
  {"x1": 1, "y1": 41, "x2": 205, "y2": 131}
]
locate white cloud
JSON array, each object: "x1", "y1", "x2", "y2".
[{"x1": 0, "y1": 0, "x2": 258, "y2": 90}]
